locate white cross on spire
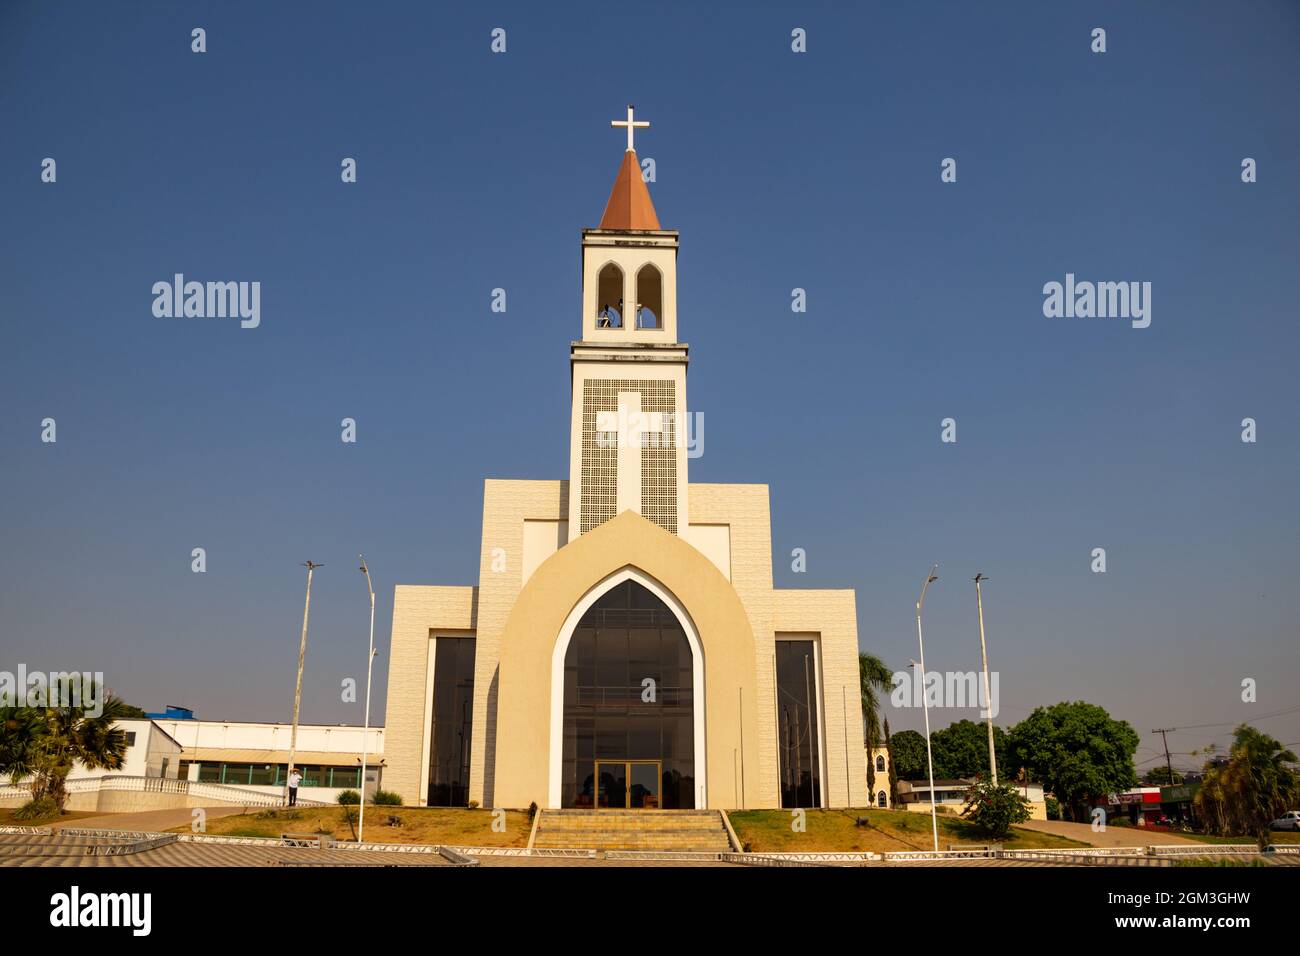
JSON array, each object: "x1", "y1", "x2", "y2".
[{"x1": 611, "y1": 104, "x2": 650, "y2": 152}]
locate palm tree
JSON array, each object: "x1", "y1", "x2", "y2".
[
  {"x1": 858, "y1": 652, "x2": 893, "y2": 801},
  {"x1": 0, "y1": 678, "x2": 130, "y2": 813},
  {"x1": 1194, "y1": 724, "x2": 1299, "y2": 848}
]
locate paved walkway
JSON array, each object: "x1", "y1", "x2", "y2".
[
  {"x1": 1015, "y1": 819, "x2": 1204, "y2": 847},
  {"x1": 48, "y1": 806, "x2": 247, "y2": 833}
]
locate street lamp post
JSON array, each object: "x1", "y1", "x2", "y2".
[
  {"x1": 914, "y1": 563, "x2": 940, "y2": 852},
  {"x1": 973, "y1": 573, "x2": 998, "y2": 786},
  {"x1": 285, "y1": 561, "x2": 321, "y2": 806},
  {"x1": 358, "y1": 555, "x2": 377, "y2": 844}
]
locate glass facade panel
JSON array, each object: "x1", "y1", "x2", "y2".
[
  {"x1": 427, "y1": 636, "x2": 476, "y2": 807},
  {"x1": 776, "y1": 640, "x2": 822, "y2": 808},
  {"x1": 330, "y1": 767, "x2": 361, "y2": 789},
  {"x1": 561, "y1": 580, "x2": 694, "y2": 808}
]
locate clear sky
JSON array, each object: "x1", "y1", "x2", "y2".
[{"x1": 2, "y1": 1, "x2": 1297, "y2": 775}]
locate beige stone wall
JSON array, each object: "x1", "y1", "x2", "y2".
[
  {"x1": 689, "y1": 483, "x2": 778, "y2": 807},
  {"x1": 470, "y1": 479, "x2": 568, "y2": 808},
  {"x1": 493, "y1": 510, "x2": 761, "y2": 809},
  {"x1": 384, "y1": 479, "x2": 867, "y2": 812},
  {"x1": 384, "y1": 584, "x2": 477, "y2": 806},
  {"x1": 774, "y1": 589, "x2": 869, "y2": 808}
]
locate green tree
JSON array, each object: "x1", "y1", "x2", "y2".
[
  {"x1": 930, "y1": 719, "x2": 1010, "y2": 779},
  {"x1": 890, "y1": 729, "x2": 928, "y2": 781},
  {"x1": 0, "y1": 677, "x2": 130, "y2": 812},
  {"x1": 858, "y1": 652, "x2": 893, "y2": 798},
  {"x1": 1194, "y1": 725, "x2": 1299, "y2": 848},
  {"x1": 960, "y1": 775, "x2": 1031, "y2": 839},
  {"x1": 1007, "y1": 701, "x2": 1139, "y2": 821},
  {"x1": 1142, "y1": 766, "x2": 1183, "y2": 786}
]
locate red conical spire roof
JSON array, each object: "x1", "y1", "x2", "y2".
[{"x1": 598, "y1": 149, "x2": 661, "y2": 231}]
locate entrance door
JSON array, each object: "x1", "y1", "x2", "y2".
[{"x1": 596, "y1": 760, "x2": 661, "y2": 809}]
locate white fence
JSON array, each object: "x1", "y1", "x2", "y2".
[{"x1": 0, "y1": 775, "x2": 330, "y2": 808}]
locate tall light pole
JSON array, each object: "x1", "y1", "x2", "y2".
[
  {"x1": 285, "y1": 561, "x2": 321, "y2": 806},
  {"x1": 914, "y1": 563, "x2": 940, "y2": 852},
  {"x1": 973, "y1": 573, "x2": 998, "y2": 785},
  {"x1": 358, "y1": 555, "x2": 377, "y2": 843}
]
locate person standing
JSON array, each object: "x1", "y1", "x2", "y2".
[{"x1": 287, "y1": 767, "x2": 303, "y2": 807}]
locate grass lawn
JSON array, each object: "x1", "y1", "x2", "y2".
[
  {"x1": 169, "y1": 806, "x2": 533, "y2": 847},
  {"x1": 0, "y1": 807, "x2": 97, "y2": 827},
  {"x1": 726, "y1": 808, "x2": 1090, "y2": 853}
]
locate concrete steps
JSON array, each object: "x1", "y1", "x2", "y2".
[{"x1": 533, "y1": 809, "x2": 734, "y2": 851}]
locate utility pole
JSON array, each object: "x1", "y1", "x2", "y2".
[
  {"x1": 1152, "y1": 727, "x2": 1177, "y2": 785},
  {"x1": 285, "y1": 561, "x2": 321, "y2": 806},
  {"x1": 973, "y1": 573, "x2": 998, "y2": 785},
  {"x1": 1152, "y1": 727, "x2": 1179, "y2": 823}
]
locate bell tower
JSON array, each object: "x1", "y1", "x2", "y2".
[{"x1": 567, "y1": 106, "x2": 689, "y2": 543}]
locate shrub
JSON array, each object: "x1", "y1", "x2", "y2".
[
  {"x1": 13, "y1": 796, "x2": 59, "y2": 821},
  {"x1": 960, "y1": 777, "x2": 1031, "y2": 839},
  {"x1": 527, "y1": 800, "x2": 538, "y2": 820},
  {"x1": 467, "y1": 799, "x2": 479, "y2": 810},
  {"x1": 1045, "y1": 796, "x2": 1061, "y2": 820},
  {"x1": 372, "y1": 789, "x2": 403, "y2": 806},
  {"x1": 336, "y1": 789, "x2": 361, "y2": 805}
]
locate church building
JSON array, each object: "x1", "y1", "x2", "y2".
[{"x1": 383, "y1": 109, "x2": 868, "y2": 811}]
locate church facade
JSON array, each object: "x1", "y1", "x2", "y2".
[{"x1": 383, "y1": 113, "x2": 867, "y2": 811}]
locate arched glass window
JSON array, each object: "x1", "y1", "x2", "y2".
[
  {"x1": 596, "y1": 263, "x2": 624, "y2": 328},
  {"x1": 561, "y1": 580, "x2": 695, "y2": 809},
  {"x1": 635, "y1": 264, "x2": 662, "y2": 329},
  {"x1": 877, "y1": 790, "x2": 887, "y2": 808},
  {"x1": 876, "y1": 755, "x2": 886, "y2": 772}
]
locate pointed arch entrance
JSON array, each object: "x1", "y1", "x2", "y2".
[{"x1": 549, "y1": 567, "x2": 706, "y2": 809}]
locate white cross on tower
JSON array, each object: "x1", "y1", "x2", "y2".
[
  {"x1": 611, "y1": 104, "x2": 650, "y2": 152},
  {"x1": 596, "y1": 392, "x2": 664, "y2": 516}
]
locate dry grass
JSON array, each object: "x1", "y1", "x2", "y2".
[
  {"x1": 726, "y1": 808, "x2": 1091, "y2": 853},
  {"x1": 169, "y1": 805, "x2": 533, "y2": 847}
]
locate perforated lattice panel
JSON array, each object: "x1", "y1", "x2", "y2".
[{"x1": 580, "y1": 378, "x2": 678, "y2": 535}]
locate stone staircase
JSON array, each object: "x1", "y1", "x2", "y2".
[{"x1": 532, "y1": 809, "x2": 734, "y2": 852}]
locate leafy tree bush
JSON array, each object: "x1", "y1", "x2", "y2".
[
  {"x1": 931, "y1": 719, "x2": 1010, "y2": 779},
  {"x1": 960, "y1": 776, "x2": 1031, "y2": 839},
  {"x1": 1007, "y1": 701, "x2": 1138, "y2": 821},
  {"x1": 890, "y1": 730, "x2": 928, "y2": 780},
  {"x1": 372, "y1": 789, "x2": 403, "y2": 806},
  {"x1": 336, "y1": 789, "x2": 361, "y2": 805}
]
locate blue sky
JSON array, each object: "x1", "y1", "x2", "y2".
[{"x1": 2, "y1": 1, "x2": 1297, "y2": 773}]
